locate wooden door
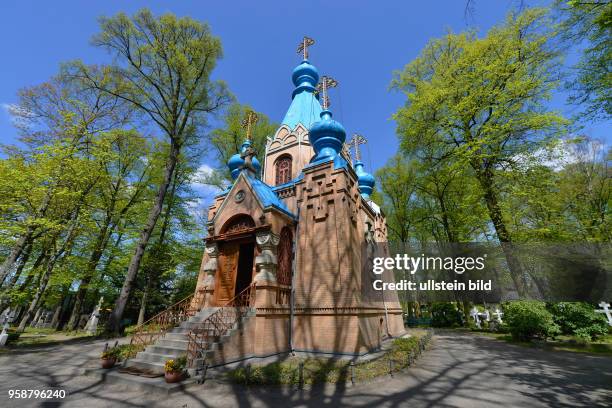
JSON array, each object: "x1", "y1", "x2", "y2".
[{"x1": 215, "y1": 242, "x2": 239, "y2": 305}]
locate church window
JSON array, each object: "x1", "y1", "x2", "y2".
[
  {"x1": 276, "y1": 227, "x2": 293, "y2": 286},
  {"x1": 275, "y1": 155, "x2": 292, "y2": 185}
]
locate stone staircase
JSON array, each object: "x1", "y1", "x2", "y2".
[
  {"x1": 125, "y1": 307, "x2": 219, "y2": 374},
  {"x1": 125, "y1": 306, "x2": 256, "y2": 375}
]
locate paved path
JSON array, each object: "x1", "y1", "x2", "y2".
[{"x1": 0, "y1": 331, "x2": 610, "y2": 407}]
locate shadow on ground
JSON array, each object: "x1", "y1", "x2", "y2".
[{"x1": 0, "y1": 331, "x2": 610, "y2": 407}]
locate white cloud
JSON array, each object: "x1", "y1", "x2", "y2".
[
  {"x1": 188, "y1": 164, "x2": 226, "y2": 219},
  {"x1": 2, "y1": 103, "x2": 33, "y2": 119},
  {"x1": 514, "y1": 139, "x2": 607, "y2": 171}
]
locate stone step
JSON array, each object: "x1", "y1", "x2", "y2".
[
  {"x1": 156, "y1": 338, "x2": 190, "y2": 349},
  {"x1": 136, "y1": 351, "x2": 180, "y2": 364},
  {"x1": 148, "y1": 345, "x2": 188, "y2": 355},
  {"x1": 126, "y1": 358, "x2": 166, "y2": 374},
  {"x1": 162, "y1": 332, "x2": 190, "y2": 340}
]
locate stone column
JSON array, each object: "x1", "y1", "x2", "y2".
[
  {"x1": 254, "y1": 231, "x2": 280, "y2": 284},
  {"x1": 201, "y1": 242, "x2": 219, "y2": 307},
  {"x1": 254, "y1": 231, "x2": 280, "y2": 308}
]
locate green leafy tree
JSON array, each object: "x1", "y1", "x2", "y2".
[
  {"x1": 69, "y1": 9, "x2": 230, "y2": 333},
  {"x1": 555, "y1": 0, "x2": 611, "y2": 121},
  {"x1": 392, "y1": 8, "x2": 568, "y2": 295}
]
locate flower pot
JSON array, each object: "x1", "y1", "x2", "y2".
[
  {"x1": 164, "y1": 371, "x2": 184, "y2": 383},
  {"x1": 101, "y1": 357, "x2": 116, "y2": 369}
]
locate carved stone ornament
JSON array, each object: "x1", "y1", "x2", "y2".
[
  {"x1": 256, "y1": 231, "x2": 280, "y2": 248},
  {"x1": 203, "y1": 242, "x2": 219, "y2": 282},
  {"x1": 234, "y1": 190, "x2": 246, "y2": 203},
  {"x1": 254, "y1": 232, "x2": 280, "y2": 283}
]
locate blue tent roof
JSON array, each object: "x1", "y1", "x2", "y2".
[
  {"x1": 281, "y1": 59, "x2": 322, "y2": 129},
  {"x1": 245, "y1": 173, "x2": 296, "y2": 219},
  {"x1": 281, "y1": 89, "x2": 322, "y2": 129}
]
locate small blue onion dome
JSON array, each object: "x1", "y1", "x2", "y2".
[
  {"x1": 291, "y1": 59, "x2": 319, "y2": 98},
  {"x1": 228, "y1": 153, "x2": 244, "y2": 180},
  {"x1": 239, "y1": 139, "x2": 261, "y2": 175},
  {"x1": 355, "y1": 161, "x2": 375, "y2": 199},
  {"x1": 309, "y1": 110, "x2": 346, "y2": 162},
  {"x1": 251, "y1": 156, "x2": 261, "y2": 174}
]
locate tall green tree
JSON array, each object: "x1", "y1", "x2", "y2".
[
  {"x1": 392, "y1": 8, "x2": 567, "y2": 295},
  {"x1": 555, "y1": 0, "x2": 611, "y2": 121},
  {"x1": 69, "y1": 9, "x2": 230, "y2": 333}
]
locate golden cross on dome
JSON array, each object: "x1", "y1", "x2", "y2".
[
  {"x1": 297, "y1": 36, "x2": 315, "y2": 60},
  {"x1": 317, "y1": 76, "x2": 338, "y2": 110},
  {"x1": 241, "y1": 110, "x2": 258, "y2": 139},
  {"x1": 348, "y1": 133, "x2": 367, "y2": 161}
]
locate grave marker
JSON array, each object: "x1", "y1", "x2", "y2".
[{"x1": 595, "y1": 302, "x2": 612, "y2": 326}]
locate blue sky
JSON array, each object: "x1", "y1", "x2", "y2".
[{"x1": 0, "y1": 1, "x2": 609, "y2": 180}]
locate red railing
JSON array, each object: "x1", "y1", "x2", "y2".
[
  {"x1": 129, "y1": 292, "x2": 203, "y2": 355},
  {"x1": 186, "y1": 283, "x2": 256, "y2": 368}
]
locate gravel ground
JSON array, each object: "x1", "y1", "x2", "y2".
[{"x1": 0, "y1": 331, "x2": 610, "y2": 407}]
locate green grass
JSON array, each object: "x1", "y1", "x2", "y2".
[
  {"x1": 454, "y1": 328, "x2": 612, "y2": 355},
  {"x1": 2, "y1": 326, "x2": 93, "y2": 349},
  {"x1": 227, "y1": 329, "x2": 432, "y2": 385}
]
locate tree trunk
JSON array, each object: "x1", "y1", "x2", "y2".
[
  {"x1": 477, "y1": 171, "x2": 526, "y2": 297},
  {"x1": 18, "y1": 217, "x2": 80, "y2": 332},
  {"x1": 0, "y1": 189, "x2": 53, "y2": 284},
  {"x1": 50, "y1": 304, "x2": 62, "y2": 329},
  {"x1": 0, "y1": 240, "x2": 33, "y2": 289},
  {"x1": 106, "y1": 141, "x2": 181, "y2": 334},
  {"x1": 137, "y1": 279, "x2": 150, "y2": 326},
  {"x1": 66, "y1": 222, "x2": 112, "y2": 330},
  {"x1": 0, "y1": 232, "x2": 34, "y2": 286}
]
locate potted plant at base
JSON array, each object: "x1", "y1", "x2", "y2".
[
  {"x1": 164, "y1": 356, "x2": 187, "y2": 383},
  {"x1": 100, "y1": 346, "x2": 120, "y2": 369}
]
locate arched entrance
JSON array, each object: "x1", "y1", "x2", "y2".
[{"x1": 215, "y1": 215, "x2": 257, "y2": 305}]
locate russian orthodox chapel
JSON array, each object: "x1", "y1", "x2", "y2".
[{"x1": 192, "y1": 43, "x2": 405, "y2": 362}]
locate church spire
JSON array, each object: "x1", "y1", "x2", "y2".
[{"x1": 280, "y1": 36, "x2": 322, "y2": 129}]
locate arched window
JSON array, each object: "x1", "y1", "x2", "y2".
[
  {"x1": 275, "y1": 155, "x2": 292, "y2": 186},
  {"x1": 276, "y1": 227, "x2": 293, "y2": 286}
]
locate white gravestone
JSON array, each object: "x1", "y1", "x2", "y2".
[
  {"x1": 481, "y1": 309, "x2": 491, "y2": 322},
  {"x1": 493, "y1": 308, "x2": 503, "y2": 324},
  {"x1": 0, "y1": 310, "x2": 14, "y2": 347},
  {"x1": 595, "y1": 302, "x2": 612, "y2": 326},
  {"x1": 470, "y1": 307, "x2": 481, "y2": 329},
  {"x1": 85, "y1": 297, "x2": 103, "y2": 335}
]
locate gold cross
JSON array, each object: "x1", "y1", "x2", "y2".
[
  {"x1": 317, "y1": 76, "x2": 338, "y2": 110},
  {"x1": 241, "y1": 110, "x2": 258, "y2": 140},
  {"x1": 348, "y1": 134, "x2": 367, "y2": 161},
  {"x1": 297, "y1": 36, "x2": 315, "y2": 60}
]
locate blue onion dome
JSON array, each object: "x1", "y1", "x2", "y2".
[
  {"x1": 309, "y1": 110, "x2": 346, "y2": 162},
  {"x1": 240, "y1": 139, "x2": 261, "y2": 175},
  {"x1": 291, "y1": 59, "x2": 319, "y2": 98},
  {"x1": 354, "y1": 161, "x2": 375, "y2": 199},
  {"x1": 228, "y1": 153, "x2": 244, "y2": 180},
  {"x1": 251, "y1": 156, "x2": 261, "y2": 174}
]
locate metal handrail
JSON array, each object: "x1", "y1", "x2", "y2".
[
  {"x1": 186, "y1": 283, "x2": 257, "y2": 368},
  {"x1": 129, "y1": 292, "x2": 203, "y2": 355}
]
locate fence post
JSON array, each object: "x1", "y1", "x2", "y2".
[
  {"x1": 245, "y1": 364, "x2": 251, "y2": 385},
  {"x1": 298, "y1": 361, "x2": 304, "y2": 389}
]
